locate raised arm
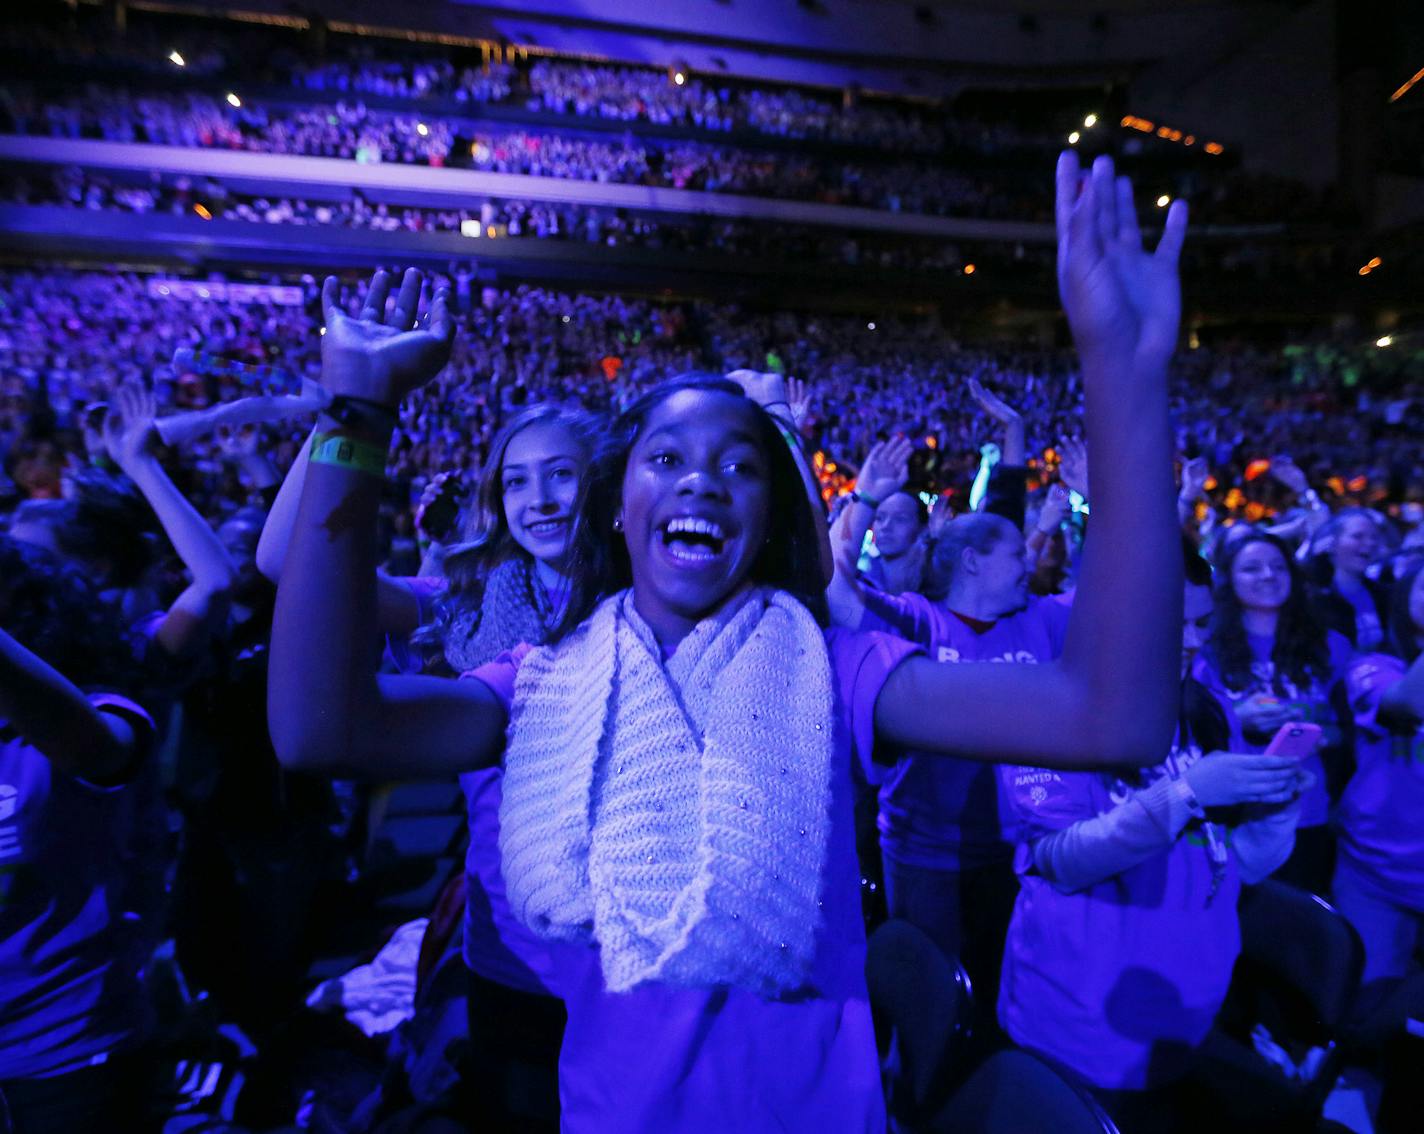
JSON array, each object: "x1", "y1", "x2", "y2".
[
  {"x1": 875, "y1": 153, "x2": 1186, "y2": 768},
  {"x1": 0, "y1": 628, "x2": 141, "y2": 784},
  {"x1": 267, "y1": 268, "x2": 506, "y2": 779},
  {"x1": 728, "y1": 370, "x2": 834, "y2": 587},
  {"x1": 254, "y1": 425, "x2": 423, "y2": 636},
  {"x1": 969, "y1": 376, "x2": 1026, "y2": 467},
  {"x1": 104, "y1": 380, "x2": 236, "y2": 656},
  {"x1": 826, "y1": 436, "x2": 913, "y2": 628}
]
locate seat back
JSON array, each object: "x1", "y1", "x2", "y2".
[
  {"x1": 934, "y1": 1049, "x2": 1120, "y2": 1134},
  {"x1": 865, "y1": 919, "x2": 973, "y2": 1121},
  {"x1": 1237, "y1": 881, "x2": 1364, "y2": 1038}
]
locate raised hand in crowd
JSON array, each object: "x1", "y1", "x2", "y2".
[
  {"x1": 786, "y1": 376, "x2": 813, "y2": 432},
  {"x1": 969, "y1": 375, "x2": 1025, "y2": 466},
  {"x1": 1178, "y1": 455, "x2": 1209, "y2": 528},
  {"x1": 1059, "y1": 436, "x2": 1089, "y2": 501},
  {"x1": 103, "y1": 379, "x2": 237, "y2": 656}
]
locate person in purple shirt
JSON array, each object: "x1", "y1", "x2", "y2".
[
  {"x1": 0, "y1": 536, "x2": 161, "y2": 1134},
  {"x1": 1331, "y1": 559, "x2": 1424, "y2": 1044},
  {"x1": 1193, "y1": 531, "x2": 1354, "y2": 893},
  {"x1": 830, "y1": 441, "x2": 1071, "y2": 1034},
  {"x1": 999, "y1": 538, "x2": 1305, "y2": 1133},
  {"x1": 269, "y1": 153, "x2": 1188, "y2": 1132}
]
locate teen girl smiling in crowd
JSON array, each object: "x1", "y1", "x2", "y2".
[
  {"x1": 258, "y1": 402, "x2": 602, "y2": 1129},
  {"x1": 1192, "y1": 532, "x2": 1354, "y2": 892},
  {"x1": 268, "y1": 153, "x2": 1188, "y2": 1131}
]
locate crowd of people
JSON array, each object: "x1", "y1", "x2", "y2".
[{"x1": 0, "y1": 157, "x2": 1421, "y2": 1133}]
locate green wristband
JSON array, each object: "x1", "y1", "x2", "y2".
[
  {"x1": 310, "y1": 431, "x2": 387, "y2": 478},
  {"x1": 852, "y1": 490, "x2": 881, "y2": 510}
]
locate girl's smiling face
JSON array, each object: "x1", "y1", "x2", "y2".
[{"x1": 618, "y1": 388, "x2": 772, "y2": 642}]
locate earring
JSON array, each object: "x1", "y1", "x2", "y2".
[{"x1": 613, "y1": 517, "x2": 624, "y2": 532}]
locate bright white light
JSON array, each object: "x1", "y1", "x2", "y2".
[
  {"x1": 226, "y1": 92, "x2": 241, "y2": 108},
  {"x1": 1377, "y1": 335, "x2": 1394, "y2": 348},
  {"x1": 169, "y1": 50, "x2": 185, "y2": 67},
  {"x1": 867, "y1": 321, "x2": 876, "y2": 331},
  {"x1": 1156, "y1": 194, "x2": 1170, "y2": 208},
  {"x1": 1084, "y1": 113, "x2": 1098, "y2": 128},
  {"x1": 416, "y1": 122, "x2": 429, "y2": 137},
  {"x1": 561, "y1": 314, "x2": 570, "y2": 323},
  {"x1": 1068, "y1": 131, "x2": 1081, "y2": 144},
  {"x1": 673, "y1": 71, "x2": 686, "y2": 86},
  {"x1": 320, "y1": 326, "x2": 327, "y2": 335}
]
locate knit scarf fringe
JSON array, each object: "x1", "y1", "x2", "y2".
[{"x1": 499, "y1": 587, "x2": 835, "y2": 996}]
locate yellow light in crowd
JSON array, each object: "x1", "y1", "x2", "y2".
[
  {"x1": 673, "y1": 71, "x2": 687, "y2": 86},
  {"x1": 1068, "y1": 131, "x2": 1081, "y2": 144},
  {"x1": 193, "y1": 203, "x2": 212, "y2": 220},
  {"x1": 1084, "y1": 113, "x2": 1098, "y2": 128},
  {"x1": 963, "y1": 263, "x2": 976, "y2": 275},
  {"x1": 168, "y1": 50, "x2": 185, "y2": 67},
  {"x1": 1204, "y1": 142, "x2": 1224, "y2": 155},
  {"x1": 1156, "y1": 126, "x2": 1173, "y2": 138},
  {"x1": 1367, "y1": 257, "x2": 1382, "y2": 269},
  {"x1": 226, "y1": 92, "x2": 242, "y2": 108},
  {"x1": 1156, "y1": 195, "x2": 1170, "y2": 208},
  {"x1": 1390, "y1": 66, "x2": 1424, "y2": 103},
  {"x1": 487, "y1": 225, "x2": 497, "y2": 238},
  {"x1": 1204, "y1": 476, "x2": 1218, "y2": 491},
  {"x1": 1359, "y1": 266, "x2": 1372, "y2": 276},
  {"x1": 1120, "y1": 115, "x2": 1134, "y2": 127},
  {"x1": 1183, "y1": 135, "x2": 1196, "y2": 146},
  {"x1": 1244, "y1": 459, "x2": 1271, "y2": 482},
  {"x1": 416, "y1": 122, "x2": 429, "y2": 136},
  {"x1": 1377, "y1": 336, "x2": 1394, "y2": 348},
  {"x1": 925, "y1": 436, "x2": 937, "y2": 449}
]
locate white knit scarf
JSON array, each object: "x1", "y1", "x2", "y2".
[{"x1": 498, "y1": 586, "x2": 835, "y2": 995}]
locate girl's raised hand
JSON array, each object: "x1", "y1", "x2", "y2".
[
  {"x1": 320, "y1": 267, "x2": 454, "y2": 409},
  {"x1": 1056, "y1": 152, "x2": 1187, "y2": 373}
]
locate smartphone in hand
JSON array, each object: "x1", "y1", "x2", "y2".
[{"x1": 1264, "y1": 722, "x2": 1323, "y2": 760}]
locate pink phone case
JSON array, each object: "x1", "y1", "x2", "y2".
[{"x1": 1263, "y1": 722, "x2": 1323, "y2": 760}]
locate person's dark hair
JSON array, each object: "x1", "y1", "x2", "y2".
[
  {"x1": 928, "y1": 512, "x2": 1016, "y2": 589},
  {"x1": 553, "y1": 374, "x2": 828, "y2": 640},
  {"x1": 1204, "y1": 531, "x2": 1331, "y2": 694},
  {"x1": 64, "y1": 465, "x2": 160, "y2": 589},
  {"x1": 1386, "y1": 557, "x2": 1424, "y2": 663},
  {"x1": 1183, "y1": 532, "x2": 1212, "y2": 590},
  {"x1": 0, "y1": 535, "x2": 139, "y2": 691},
  {"x1": 881, "y1": 490, "x2": 929, "y2": 528},
  {"x1": 412, "y1": 404, "x2": 602, "y2": 669}
]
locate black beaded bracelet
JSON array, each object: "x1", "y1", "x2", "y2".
[{"x1": 325, "y1": 394, "x2": 398, "y2": 434}]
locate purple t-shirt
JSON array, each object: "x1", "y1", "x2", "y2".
[
  {"x1": 0, "y1": 695, "x2": 158, "y2": 1079},
  {"x1": 998, "y1": 713, "x2": 1246, "y2": 1091},
  {"x1": 468, "y1": 628, "x2": 918, "y2": 1134},
  {"x1": 1192, "y1": 629, "x2": 1353, "y2": 827},
  {"x1": 1337, "y1": 653, "x2": 1424, "y2": 911},
  {"x1": 861, "y1": 591, "x2": 1071, "y2": 870}
]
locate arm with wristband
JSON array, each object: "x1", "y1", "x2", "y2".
[
  {"x1": 267, "y1": 268, "x2": 507, "y2": 779},
  {"x1": 826, "y1": 435, "x2": 913, "y2": 629}
]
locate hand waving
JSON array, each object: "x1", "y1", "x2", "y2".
[
  {"x1": 1059, "y1": 437, "x2": 1089, "y2": 500},
  {"x1": 786, "y1": 376, "x2": 813, "y2": 430},
  {"x1": 857, "y1": 436, "x2": 913, "y2": 503},
  {"x1": 320, "y1": 268, "x2": 454, "y2": 409},
  {"x1": 1056, "y1": 152, "x2": 1187, "y2": 371},
  {"x1": 1180, "y1": 456, "x2": 1210, "y2": 500},
  {"x1": 968, "y1": 376, "x2": 1022, "y2": 427},
  {"x1": 102, "y1": 380, "x2": 160, "y2": 472}
]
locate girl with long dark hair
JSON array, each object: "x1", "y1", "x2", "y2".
[{"x1": 1193, "y1": 531, "x2": 1354, "y2": 892}]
